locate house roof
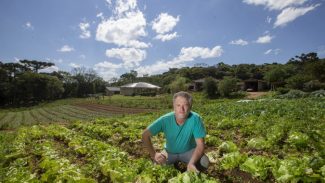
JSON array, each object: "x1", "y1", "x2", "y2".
[
  {"x1": 121, "y1": 82, "x2": 161, "y2": 89},
  {"x1": 106, "y1": 87, "x2": 120, "y2": 91}
]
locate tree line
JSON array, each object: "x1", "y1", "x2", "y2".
[
  {"x1": 0, "y1": 60, "x2": 106, "y2": 106},
  {"x1": 111, "y1": 52, "x2": 325, "y2": 97},
  {"x1": 1, "y1": 52, "x2": 324, "y2": 106}
]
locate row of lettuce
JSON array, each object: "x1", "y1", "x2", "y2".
[
  {"x1": 1, "y1": 97, "x2": 325, "y2": 182},
  {"x1": 201, "y1": 98, "x2": 325, "y2": 182},
  {"x1": 0, "y1": 123, "x2": 217, "y2": 182}
]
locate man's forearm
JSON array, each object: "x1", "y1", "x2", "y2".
[
  {"x1": 189, "y1": 145, "x2": 204, "y2": 165},
  {"x1": 142, "y1": 131, "x2": 156, "y2": 158}
]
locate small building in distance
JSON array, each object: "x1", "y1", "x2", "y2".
[
  {"x1": 106, "y1": 87, "x2": 120, "y2": 96},
  {"x1": 242, "y1": 79, "x2": 268, "y2": 91},
  {"x1": 120, "y1": 82, "x2": 161, "y2": 96},
  {"x1": 188, "y1": 78, "x2": 219, "y2": 91}
]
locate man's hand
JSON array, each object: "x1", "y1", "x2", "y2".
[
  {"x1": 187, "y1": 163, "x2": 198, "y2": 172},
  {"x1": 153, "y1": 152, "x2": 166, "y2": 164}
]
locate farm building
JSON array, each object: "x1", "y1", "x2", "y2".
[
  {"x1": 241, "y1": 79, "x2": 268, "y2": 91},
  {"x1": 106, "y1": 87, "x2": 120, "y2": 96},
  {"x1": 120, "y1": 82, "x2": 161, "y2": 96},
  {"x1": 188, "y1": 78, "x2": 219, "y2": 91}
]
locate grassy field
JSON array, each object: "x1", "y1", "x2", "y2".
[{"x1": 0, "y1": 93, "x2": 324, "y2": 182}]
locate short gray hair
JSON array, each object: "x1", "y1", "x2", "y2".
[{"x1": 173, "y1": 91, "x2": 193, "y2": 107}]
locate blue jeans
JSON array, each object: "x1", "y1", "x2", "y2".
[{"x1": 164, "y1": 148, "x2": 210, "y2": 170}]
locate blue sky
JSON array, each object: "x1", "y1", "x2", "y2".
[{"x1": 1, "y1": 0, "x2": 325, "y2": 81}]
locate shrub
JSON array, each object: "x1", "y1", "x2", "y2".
[
  {"x1": 303, "y1": 80, "x2": 324, "y2": 92},
  {"x1": 310, "y1": 89, "x2": 325, "y2": 98},
  {"x1": 218, "y1": 77, "x2": 237, "y2": 97},
  {"x1": 285, "y1": 74, "x2": 311, "y2": 90},
  {"x1": 276, "y1": 87, "x2": 290, "y2": 94},
  {"x1": 229, "y1": 91, "x2": 247, "y2": 98},
  {"x1": 277, "y1": 90, "x2": 308, "y2": 99},
  {"x1": 203, "y1": 77, "x2": 218, "y2": 99},
  {"x1": 169, "y1": 76, "x2": 189, "y2": 93}
]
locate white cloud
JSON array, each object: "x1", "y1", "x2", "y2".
[
  {"x1": 97, "y1": 12, "x2": 104, "y2": 20},
  {"x1": 256, "y1": 35, "x2": 273, "y2": 44},
  {"x1": 243, "y1": 0, "x2": 320, "y2": 28},
  {"x1": 106, "y1": 47, "x2": 146, "y2": 68},
  {"x1": 79, "y1": 22, "x2": 91, "y2": 39},
  {"x1": 264, "y1": 48, "x2": 280, "y2": 55},
  {"x1": 46, "y1": 58, "x2": 63, "y2": 63},
  {"x1": 69, "y1": 63, "x2": 81, "y2": 68},
  {"x1": 23, "y1": 21, "x2": 34, "y2": 30},
  {"x1": 106, "y1": 0, "x2": 112, "y2": 5},
  {"x1": 243, "y1": 0, "x2": 307, "y2": 10},
  {"x1": 154, "y1": 32, "x2": 179, "y2": 42},
  {"x1": 136, "y1": 45, "x2": 223, "y2": 76},
  {"x1": 114, "y1": 0, "x2": 137, "y2": 16},
  {"x1": 93, "y1": 61, "x2": 122, "y2": 81},
  {"x1": 58, "y1": 45, "x2": 75, "y2": 52},
  {"x1": 273, "y1": 49, "x2": 281, "y2": 55},
  {"x1": 152, "y1": 13, "x2": 180, "y2": 34},
  {"x1": 177, "y1": 46, "x2": 223, "y2": 61},
  {"x1": 264, "y1": 49, "x2": 272, "y2": 54},
  {"x1": 96, "y1": 11, "x2": 148, "y2": 48},
  {"x1": 229, "y1": 39, "x2": 249, "y2": 46},
  {"x1": 39, "y1": 65, "x2": 59, "y2": 73},
  {"x1": 152, "y1": 13, "x2": 180, "y2": 42},
  {"x1": 274, "y1": 4, "x2": 320, "y2": 28}
]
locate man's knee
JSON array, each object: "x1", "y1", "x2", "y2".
[
  {"x1": 200, "y1": 155, "x2": 210, "y2": 168},
  {"x1": 196, "y1": 154, "x2": 210, "y2": 171}
]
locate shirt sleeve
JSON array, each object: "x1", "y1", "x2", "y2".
[
  {"x1": 148, "y1": 116, "x2": 164, "y2": 136},
  {"x1": 193, "y1": 116, "x2": 206, "y2": 139}
]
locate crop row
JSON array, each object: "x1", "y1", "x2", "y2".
[
  {"x1": 0, "y1": 105, "x2": 111, "y2": 129},
  {"x1": 2, "y1": 124, "x2": 218, "y2": 182}
]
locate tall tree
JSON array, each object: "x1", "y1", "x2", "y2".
[
  {"x1": 120, "y1": 70, "x2": 138, "y2": 83},
  {"x1": 1, "y1": 63, "x2": 30, "y2": 81},
  {"x1": 19, "y1": 60, "x2": 54, "y2": 73},
  {"x1": 234, "y1": 64, "x2": 252, "y2": 80},
  {"x1": 264, "y1": 66, "x2": 286, "y2": 90}
]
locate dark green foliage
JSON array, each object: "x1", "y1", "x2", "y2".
[
  {"x1": 218, "y1": 77, "x2": 237, "y2": 97},
  {"x1": 285, "y1": 74, "x2": 312, "y2": 90},
  {"x1": 263, "y1": 66, "x2": 287, "y2": 90},
  {"x1": 277, "y1": 90, "x2": 308, "y2": 99},
  {"x1": 20, "y1": 59, "x2": 54, "y2": 73},
  {"x1": 0, "y1": 61, "x2": 107, "y2": 106},
  {"x1": 169, "y1": 76, "x2": 189, "y2": 93},
  {"x1": 203, "y1": 77, "x2": 218, "y2": 99},
  {"x1": 276, "y1": 87, "x2": 290, "y2": 94},
  {"x1": 303, "y1": 80, "x2": 324, "y2": 92}
]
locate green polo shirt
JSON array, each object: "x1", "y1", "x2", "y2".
[{"x1": 148, "y1": 111, "x2": 206, "y2": 154}]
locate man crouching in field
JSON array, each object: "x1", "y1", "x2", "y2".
[{"x1": 142, "y1": 91, "x2": 209, "y2": 172}]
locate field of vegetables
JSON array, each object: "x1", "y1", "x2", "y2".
[
  {"x1": 0, "y1": 94, "x2": 324, "y2": 182},
  {"x1": 0, "y1": 97, "x2": 157, "y2": 130}
]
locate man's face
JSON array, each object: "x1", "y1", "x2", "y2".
[{"x1": 173, "y1": 96, "x2": 191, "y2": 120}]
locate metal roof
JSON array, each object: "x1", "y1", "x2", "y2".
[
  {"x1": 106, "y1": 87, "x2": 120, "y2": 91},
  {"x1": 121, "y1": 82, "x2": 161, "y2": 89}
]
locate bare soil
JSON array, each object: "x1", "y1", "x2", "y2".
[
  {"x1": 73, "y1": 103, "x2": 157, "y2": 114},
  {"x1": 245, "y1": 92, "x2": 268, "y2": 99}
]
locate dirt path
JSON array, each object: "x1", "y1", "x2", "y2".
[{"x1": 245, "y1": 92, "x2": 268, "y2": 99}]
